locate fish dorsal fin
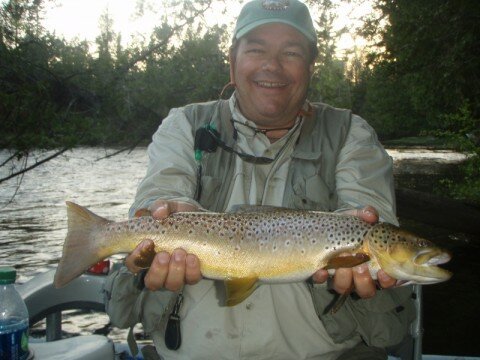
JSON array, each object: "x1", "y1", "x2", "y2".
[
  {"x1": 229, "y1": 204, "x2": 289, "y2": 214},
  {"x1": 324, "y1": 253, "x2": 370, "y2": 270},
  {"x1": 224, "y1": 277, "x2": 259, "y2": 306}
]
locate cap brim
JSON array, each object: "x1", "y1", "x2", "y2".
[{"x1": 235, "y1": 19, "x2": 316, "y2": 43}]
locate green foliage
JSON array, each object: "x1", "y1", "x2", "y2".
[
  {"x1": 358, "y1": 62, "x2": 420, "y2": 139},
  {"x1": 311, "y1": 57, "x2": 352, "y2": 109},
  {"x1": 439, "y1": 159, "x2": 480, "y2": 206},
  {"x1": 0, "y1": 0, "x2": 230, "y2": 149},
  {"x1": 358, "y1": 0, "x2": 480, "y2": 202},
  {"x1": 307, "y1": 0, "x2": 352, "y2": 108},
  {"x1": 432, "y1": 103, "x2": 480, "y2": 204},
  {"x1": 359, "y1": 0, "x2": 480, "y2": 137}
]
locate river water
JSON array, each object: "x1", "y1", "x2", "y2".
[{"x1": 0, "y1": 147, "x2": 477, "y2": 355}]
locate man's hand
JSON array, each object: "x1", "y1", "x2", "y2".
[
  {"x1": 124, "y1": 200, "x2": 203, "y2": 291},
  {"x1": 311, "y1": 206, "x2": 397, "y2": 298}
]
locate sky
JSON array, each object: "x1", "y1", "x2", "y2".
[{"x1": 42, "y1": 0, "x2": 374, "y2": 53}]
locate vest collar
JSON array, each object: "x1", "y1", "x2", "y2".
[
  {"x1": 212, "y1": 96, "x2": 322, "y2": 161},
  {"x1": 292, "y1": 108, "x2": 322, "y2": 160}
]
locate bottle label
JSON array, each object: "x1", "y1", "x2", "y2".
[{"x1": 0, "y1": 322, "x2": 29, "y2": 360}]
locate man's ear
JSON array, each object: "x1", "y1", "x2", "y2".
[{"x1": 228, "y1": 49, "x2": 236, "y2": 84}]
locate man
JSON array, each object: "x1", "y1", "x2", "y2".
[{"x1": 105, "y1": 1, "x2": 415, "y2": 359}]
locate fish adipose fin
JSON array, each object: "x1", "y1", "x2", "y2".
[
  {"x1": 225, "y1": 277, "x2": 259, "y2": 306},
  {"x1": 54, "y1": 201, "x2": 111, "y2": 288}
]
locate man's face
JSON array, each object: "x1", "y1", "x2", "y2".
[{"x1": 231, "y1": 23, "x2": 313, "y2": 128}]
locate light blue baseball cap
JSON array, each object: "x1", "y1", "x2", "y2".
[{"x1": 234, "y1": 0, "x2": 317, "y2": 45}]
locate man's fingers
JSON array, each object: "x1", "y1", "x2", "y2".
[
  {"x1": 342, "y1": 206, "x2": 379, "y2": 224},
  {"x1": 185, "y1": 254, "x2": 202, "y2": 285},
  {"x1": 144, "y1": 252, "x2": 170, "y2": 290},
  {"x1": 149, "y1": 200, "x2": 199, "y2": 219},
  {"x1": 311, "y1": 269, "x2": 329, "y2": 284},
  {"x1": 352, "y1": 264, "x2": 376, "y2": 298},
  {"x1": 331, "y1": 268, "x2": 353, "y2": 295},
  {"x1": 332, "y1": 266, "x2": 377, "y2": 298},
  {"x1": 357, "y1": 206, "x2": 379, "y2": 224},
  {"x1": 163, "y1": 249, "x2": 187, "y2": 292},
  {"x1": 136, "y1": 247, "x2": 201, "y2": 291},
  {"x1": 151, "y1": 203, "x2": 170, "y2": 219},
  {"x1": 377, "y1": 270, "x2": 397, "y2": 289}
]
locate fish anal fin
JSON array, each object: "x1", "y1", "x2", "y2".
[
  {"x1": 133, "y1": 241, "x2": 156, "y2": 268},
  {"x1": 324, "y1": 253, "x2": 370, "y2": 270},
  {"x1": 225, "y1": 277, "x2": 259, "y2": 306}
]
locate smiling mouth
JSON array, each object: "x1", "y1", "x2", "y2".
[{"x1": 255, "y1": 81, "x2": 287, "y2": 88}]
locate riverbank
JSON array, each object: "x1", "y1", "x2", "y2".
[
  {"x1": 384, "y1": 136, "x2": 480, "y2": 207},
  {"x1": 383, "y1": 136, "x2": 453, "y2": 149}
]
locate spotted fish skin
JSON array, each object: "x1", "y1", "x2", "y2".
[
  {"x1": 99, "y1": 210, "x2": 372, "y2": 282},
  {"x1": 54, "y1": 202, "x2": 452, "y2": 298}
]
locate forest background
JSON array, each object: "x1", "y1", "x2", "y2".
[{"x1": 1, "y1": 0, "x2": 479, "y2": 203}]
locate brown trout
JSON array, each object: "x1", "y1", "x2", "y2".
[{"x1": 54, "y1": 202, "x2": 452, "y2": 305}]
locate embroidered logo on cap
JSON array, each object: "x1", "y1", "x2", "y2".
[{"x1": 262, "y1": 0, "x2": 290, "y2": 10}]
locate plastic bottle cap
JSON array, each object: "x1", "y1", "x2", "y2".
[{"x1": 0, "y1": 267, "x2": 17, "y2": 284}]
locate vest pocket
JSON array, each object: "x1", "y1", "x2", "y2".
[
  {"x1": 291, "y1": 175, "x2": 335, "y2": 211},
  {"x1": 347, "y1": 286, "x2": 416, "y2": 347}
]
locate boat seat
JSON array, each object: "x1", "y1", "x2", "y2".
[{"x1": 29, "y1": 335, "x2": 114, "y2": 360}]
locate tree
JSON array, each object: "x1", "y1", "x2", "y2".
[
  {"x1": 359, "y1": 0, "x2": 480, "y2": 136},
  {"x1": 0, "y1": 0, "x2": 47, "y2": 47},
  {"x1": 1, "y1": 0, "x2": 220, "y2": 187},
  {"x1": 359, "y1": 0, "x2": 480, "y2": 202},
  {"x1": 306, "y1": 0, "x2": 353, "y2": 109}
]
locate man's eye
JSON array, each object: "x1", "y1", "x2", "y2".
[
  {"x1": 285, "y1": 51, "x2": 302, "y2": 58},
  {"x1": 246, "y1": 48, "x2": 264, "y2": 54}
]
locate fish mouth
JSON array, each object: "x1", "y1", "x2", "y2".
[
  {"x1": 392, "y1": 265, "x2": 452, "y2": 285},
  {"x1": 381, "y1": 247, "x2": 453, "y2": 285},
  {"x1": 414, "y1": 249, "x2": 451, "y2": 266},
  {"x1": 408, "y1": 250, "x2": 453, "y2": 284}
]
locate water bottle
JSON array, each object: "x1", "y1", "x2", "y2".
[{"x1": 0, "y1": 267, "x2": 29, "y2": 360}]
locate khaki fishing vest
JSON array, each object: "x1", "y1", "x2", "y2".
[
  {"x1": 182, "y1": 100, "x2": 416, "y2": 348},
  {"x1": 184, "y1": 99, "x2": 350, "y2": 212}
]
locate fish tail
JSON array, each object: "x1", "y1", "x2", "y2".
[{"x1": 54, "y1": 201, "x2": 111, "y2": 288}]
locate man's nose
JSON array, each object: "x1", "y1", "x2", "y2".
[{"x1": 261, "y1": 54, "x2": 282, "y2": 72}]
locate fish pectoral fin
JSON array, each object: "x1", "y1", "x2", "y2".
[
  {"x1": 331, "y1": 293, "x2": 348, "y2": 314},
  {"x1": 133, "y1": 241, "x2": 156, "y2": 268},
  {"x1": 324, "y1": 253, "x2": 370, "y2": 270},
  {"x1": 225, "y1": 277, "x2": 259, "y2": 306}
]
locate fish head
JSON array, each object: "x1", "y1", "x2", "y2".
[{"x1": 365, "y1": 223, "x2": 452, "y2": 285}]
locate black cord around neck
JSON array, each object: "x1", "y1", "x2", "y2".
[{"x1": 230, "y1": 118, "x2": 296, "y2": 136}]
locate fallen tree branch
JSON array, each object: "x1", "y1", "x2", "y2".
[{"x1": 0, "y1": 147, "x2": 70, "y2": 184}]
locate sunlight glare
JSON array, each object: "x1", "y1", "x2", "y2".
[{"x1": 43, "y1": 0, "x2": 373, "y2": 53}]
